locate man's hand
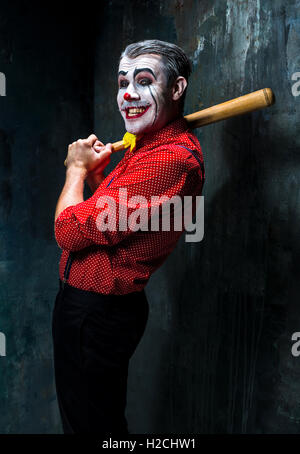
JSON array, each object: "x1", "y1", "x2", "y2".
[
  {"x1": 86, "y1": 139, "x2": 112, "y2": 192},
  {"x1": 55, "y1": 136, "x2": 112, "y2": 222},
  {"x1": 65, "y1": 134, "x2": 112, "y2": 175}
]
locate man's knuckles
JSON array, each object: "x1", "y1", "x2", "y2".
[
  {"x1": 69, "y1": 135, "x2": 100, "y2": 149},
  {"x1": 85, "y1": 134, "x2": 98, "y2": 145},
  {"x1": 87, "y1": 134, "x2": 98, "y2": 141}
]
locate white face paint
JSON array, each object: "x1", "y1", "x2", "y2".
[{"x1": 117, "y1": 54, "x2": 176, "y2": 135}]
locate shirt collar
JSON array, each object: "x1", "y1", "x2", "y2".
[{"x1": 125, "y1": 116, "x2": 189, "y2": 155}]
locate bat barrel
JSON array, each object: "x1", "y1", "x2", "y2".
[{"x1": 184, "y1": 88, "x2": 275, "y2": 129}]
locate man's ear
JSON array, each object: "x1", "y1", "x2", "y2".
[{"x1": 172, "y1": 76, "x2": 187, "y2": 101}]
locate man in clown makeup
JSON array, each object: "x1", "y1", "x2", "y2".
[{"x1": 53, "y1": 39, "x2": 205, "y2": 434}]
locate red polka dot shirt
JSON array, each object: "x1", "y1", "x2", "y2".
[{"x1": 54, "y1": 117, "x2": 205, "y2": 295}]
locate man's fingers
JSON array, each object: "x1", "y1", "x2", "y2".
[
  {"x1": 92, "y1": 143, "x2": 112, "y2": 164},
  {"x1": 104, "y1": 143, "x2": 112, "y2": 153},
  {"x1": 94, "y1": 142, "x2": 112, "y2": 154},
  {"x1": 86, "y1": 134, "x2": 98, "y2": 142},
  {"x1": 93, "y1": 140, "x2": 104, "y2": 152},
  {"x1": 100, "y1": 144, "x2": 113, "y2": 160},
  {"x1": 66, "y1": 137, "x2": 110, "y2": 171},
  {"x1": 85, "y1": 134, "x2": 98, "y2": 146},
  {"x1": 93, "y1": 141, "x2": 105, "y2": 153},
  {"x1": 95, "y1": 148, "x2": 112, "y2": 161},
  {"x1": 93, "y1": 140, "x2": 111, "y2": 152}
]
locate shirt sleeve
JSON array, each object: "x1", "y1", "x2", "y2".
[{"x1": 54, "y1": 148, "x2": 200, "y2": 252}]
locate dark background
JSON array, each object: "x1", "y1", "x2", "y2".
[{"x1": 0, "y1": 0, "x2": 299, "y2": 433}]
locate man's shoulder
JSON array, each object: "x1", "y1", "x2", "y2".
[
  {"x1": 149, "y1": 132, "x2": 204, "y2": 172},
  {"x1": 137, "y1": 130, "x2": 201, "y2": 157},
  {"x1": 133, "y1": 144, "x2": 188, "y2": 172},
  {"x1": 131, "y1": 119, "x2": 204, "y2": 176}
]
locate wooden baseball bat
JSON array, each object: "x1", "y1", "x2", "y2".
[
  {"x1": 111, "y1": 88, "x2": 275, "y2": 152},
  {"x1": 64, "y1": 88, "x2": 275, "y2": 165}
]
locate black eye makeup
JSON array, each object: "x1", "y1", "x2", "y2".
[
  {"x1": 118, "y1": 67, "x2": 156, "y2": 90},
  {"x1": 137, "y1": 77, "x2": 152, "y2": 86},
  {"x1": 119, "y1": 79, "x2": 128, "y2": 89}
]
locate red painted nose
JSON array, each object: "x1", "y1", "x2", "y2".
[{"x1": 124, "y1": 92, "x2": 131, "y2": 101}]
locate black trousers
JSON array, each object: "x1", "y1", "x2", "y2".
[{"x1": 52, "y1": 280, "x2": 149, "y2": 434}]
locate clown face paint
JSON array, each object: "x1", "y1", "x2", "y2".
[{"x1": 117, "y1": 54, "x2": 176, "y2": 135}]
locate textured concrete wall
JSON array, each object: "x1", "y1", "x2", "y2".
[
  {"x1": 0, "y1": 3, "x2": 95, "y2": 433},
  {"x1": 95, "y1": 0, "x2": 300, "y2": 433},
  {"x1": 0, "y1": 0, "x2": 299, "y2": 434}
]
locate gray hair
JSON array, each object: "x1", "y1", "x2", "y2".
[{"x1": 120, "y1": 39, "x2": 192, "y2": 108}]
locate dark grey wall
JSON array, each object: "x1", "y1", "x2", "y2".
[
  {"x1": 95, "y1": 0, "x2": 300, "y2": 434},
  {"x1": 0, "y1": 0, "x2": 299, "y2": 434},
  {"x1": 0, "y1": 3, "x2": 96, "y2": 433}
]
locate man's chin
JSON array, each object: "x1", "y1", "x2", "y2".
[
  {"x1": 125, "y1": 123, "x2": 148, "y2": 136},
  {"x1": 125, "y1": 118, "x2": 160, "y2": 136}
]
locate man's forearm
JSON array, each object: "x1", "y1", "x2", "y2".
[{"x1": 55, "y1": 166, "x2": 87, "y2": 222}]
